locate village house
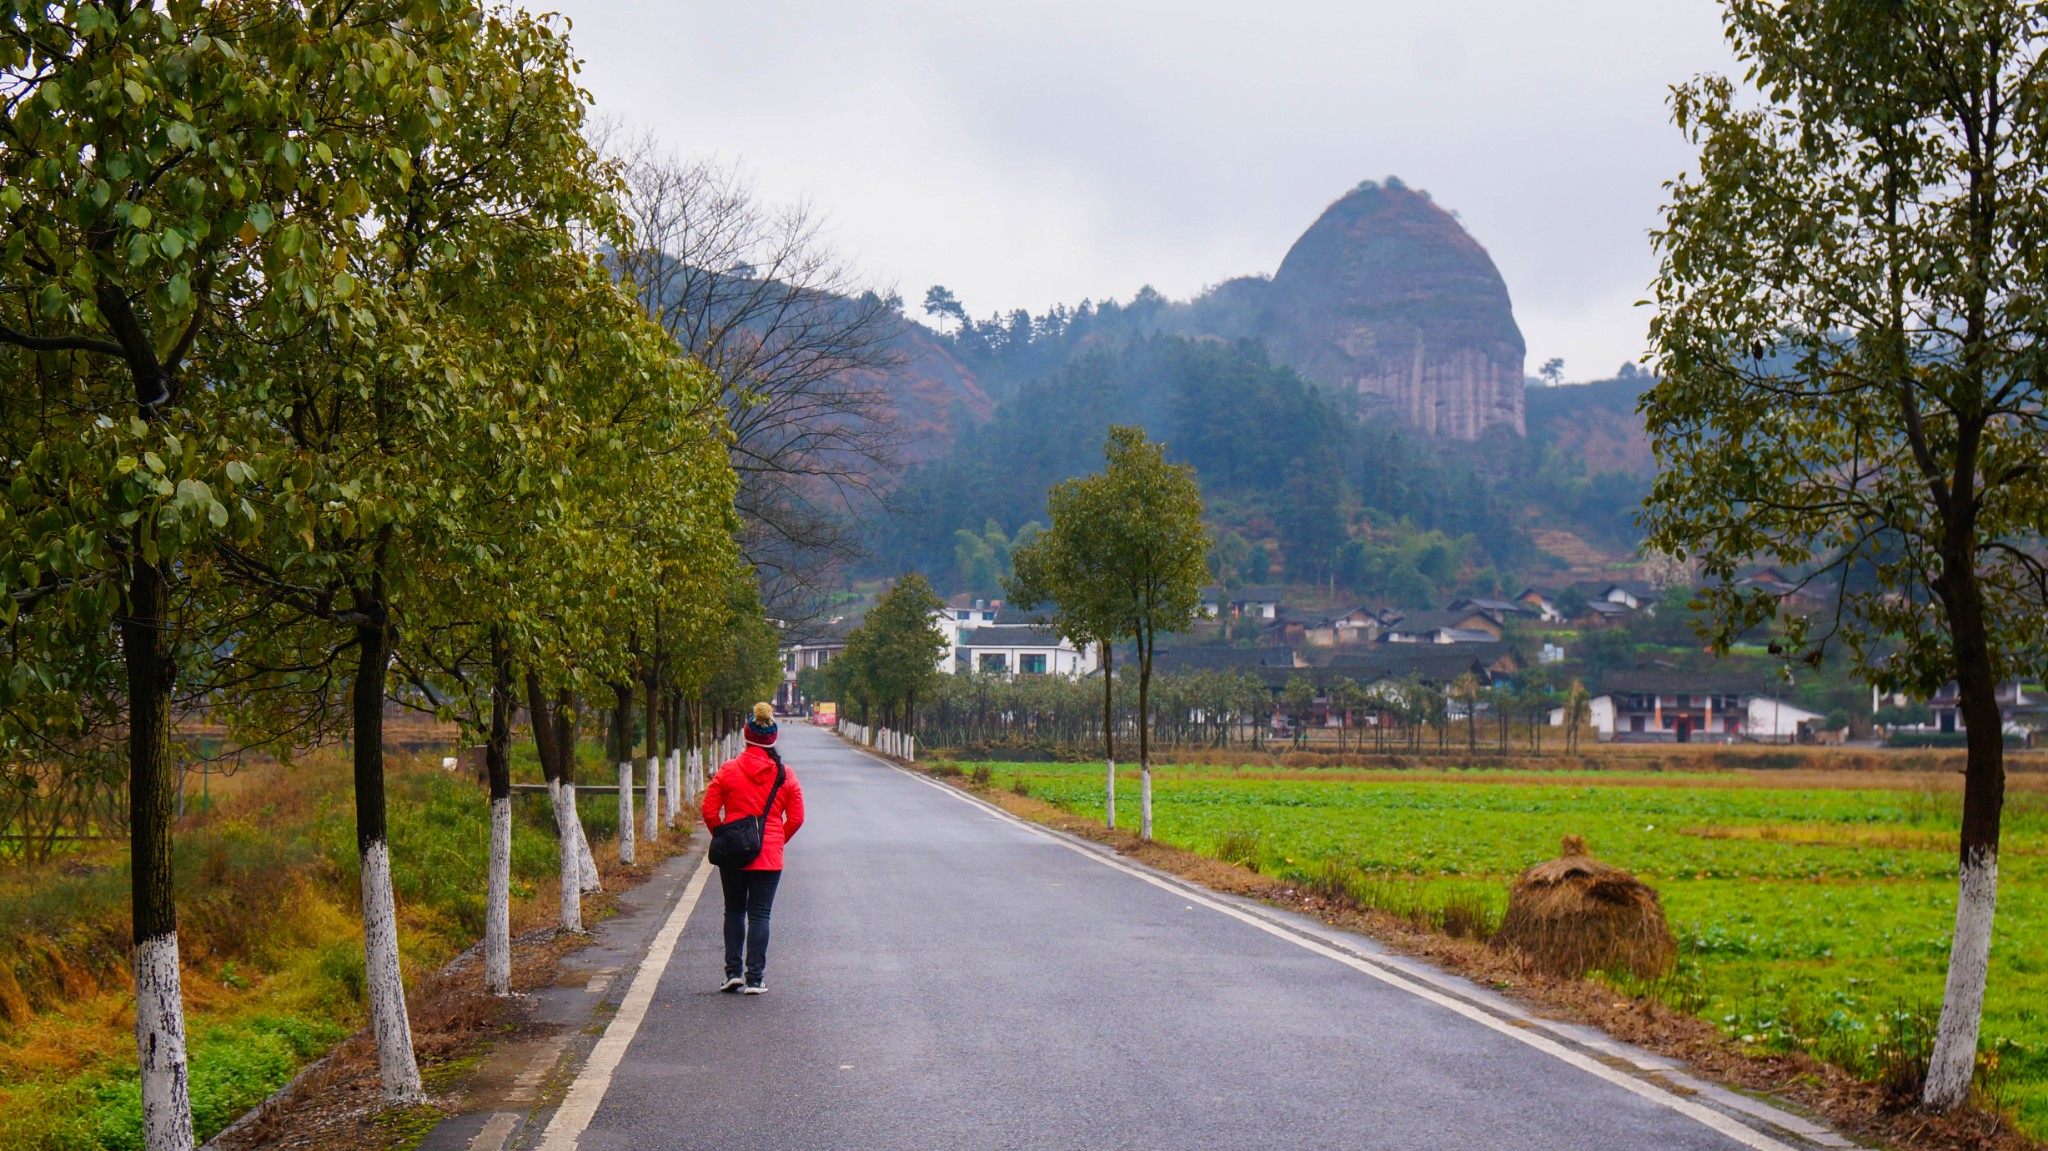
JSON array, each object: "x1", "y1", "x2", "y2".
[
  {"x1": 1515, "y1": 587, "x2": 1566, "y2": 623},
  {"x1": 1446, "y1": 596, "x2": 1539, "y2": 622},
  {"x1": 1599, "y1": 581, "x2": 1658, "y2": 611},
  {"x1": 950, "y1": 625, "x2": 1098, "y2": 677},
  {"x1": 775, "y1": 631, "x2": 849, "y2": 713},
  {"x1": 1381, "y1": 608, "x2": 1506, "y2": 644},
  {"x1": 1228, "y1": 585, "x2": 1286, "y2": 620},
  {"x1": 1925, "y1": 681, "x2": 2044, "y2": 736},
  {"x1": 1549, "y1": 670, "x2": 1822, "y2": 743}
]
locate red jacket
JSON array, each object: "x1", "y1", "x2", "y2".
[{"x1": 701, "y1": 746, "x2": 804, "y2": 870}]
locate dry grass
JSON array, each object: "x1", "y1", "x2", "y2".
[
  {"x1": 1142, "y1": 743, "x2": 2048, "y2": 783},
  {"x1": 209, "y1": 827, "x2": 693, "y2": 1151},
  {"x1": 1492, "y1": 836, "x2": 1675, "y2": 980},
  {"x1": 939, "y1": 770, "x2": 2047, "y2": 1151}
]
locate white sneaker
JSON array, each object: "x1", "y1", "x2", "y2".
[
  {"x1": 719, "y1": 976, "x2": 745, "y2": 993},
  {"x1": 742, "y1": 981, "x2": 767, "y2": 995}
]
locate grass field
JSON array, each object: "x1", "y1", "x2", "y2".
[{"x1": 987, "y1": 758, "x2": 2048, "y2": 1138}]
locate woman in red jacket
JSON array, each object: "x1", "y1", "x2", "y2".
[{"x1": 701, "y1": 703, "x2": 805, "y2": 994}]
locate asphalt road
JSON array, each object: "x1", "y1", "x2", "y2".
[{"x1": 570, "y1": 724, "x2": 1793, "y2": 1151}]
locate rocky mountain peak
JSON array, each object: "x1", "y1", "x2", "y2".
[{"x1": 1258, "y1": 179, "x2": 1526, "y2": 440}]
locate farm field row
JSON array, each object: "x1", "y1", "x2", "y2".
[{"x1": 985, "y1": 759, "x2": 2048, "y2": 1139}]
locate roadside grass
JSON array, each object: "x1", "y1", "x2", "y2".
[
  {"x1": 0, "y1": 741, "x2": 628, "y2": 1151},
  {"x1": 986, "y1": 758, "x2": 2048, "y2": 1139}
]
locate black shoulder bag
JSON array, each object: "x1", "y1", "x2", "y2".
[{"x1": 708, "y1": 757, "x2": 786, "y2": 869}]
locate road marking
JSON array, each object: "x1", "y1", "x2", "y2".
[
  {"x1": 535, "y1": 854, "x2": 714, "y2": 1151},
  {"x1": 467, "y1": 1111, "x2": 519, "y2": 1151},
  {"x1": 883, "y1": 751, "x2": 1810, "y2": 1151},
  {"x1": 507, "y1": 1033, "x2": 570, "y2": 1103}
]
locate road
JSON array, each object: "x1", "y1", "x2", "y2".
[{"x1": 553, "y1": 723, "x2": 1837, "y2": 1151}]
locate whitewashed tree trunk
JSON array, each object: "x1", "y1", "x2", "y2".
[
  {"x1": 1140, "y1": 761, "x2": 1153, "y2": 841},
  {"x1": 907, "y1": 734, "x2": 915, "y2": 762},
  {"x1": 1925, "y1": 847, "x2": 1999, "y2": 1107},
  {"x1": 643, "y1": 754, "x2": 660, "y2": 843},
  {"x1": 665, "y1": 749, "x2": 680, "y2": 824},
  {"x1": 616, "y1": 761, "x2": 635, "y2": 865},
  {"x1": 550, "y1": 779, "x2": 582, "y2": 932},
  {"x1": 485, "y1": 796, "x2": 511, "y2": 994},
  {"x1": 573, "y1": 792, "x2": 601, "y2": 892},
  {"x1": 1105, "y1": 759, "x2": 1116, "y2": 830},
  {"x1": 360, "y1": 840, "x2": 423, "y2": 1102},
  {"x1": 133, "y1": 933, "x2": 194, "y2": 1151}
]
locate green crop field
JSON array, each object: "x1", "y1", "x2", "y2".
[{"x1": 985, "y1": 760, "x2": 2048, "y2": 1137}]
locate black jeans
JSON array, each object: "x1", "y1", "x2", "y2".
[{"x1": 719, "y1": 867, "x2": 782, "y2": 982}]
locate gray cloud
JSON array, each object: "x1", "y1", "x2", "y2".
[{"x1": 544, "y1": 0, "x2": 1736, "y2": 382}]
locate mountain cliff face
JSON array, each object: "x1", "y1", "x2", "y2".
[{"x1": 1257, "y1": 181, "x2": 1526, "y2": 440}]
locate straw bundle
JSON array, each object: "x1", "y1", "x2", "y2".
[{"x1": 1492, "y1": 835, "x2": 1675, "y2": 979}]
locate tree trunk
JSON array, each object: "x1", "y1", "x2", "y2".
[
  {"x1": 613, "y1": 683, "x2": 635, "y2": 866},
  {"x1": 558, "y1": 692, "x2": 600, "y2": 893},
  {"x1": 1101, "y1": 641, "x2": 1115, "y2": 831},
  {"x1": 1924, "y1": 575, "x2": 2008, "y2": 1109},
  {"x1": 527, "y1": 673, "x2": 582, "y2": 932},
  {"x1": 484, "y1": 631, "x2": 514, "y2": 995},
  {"x1": 643, "y1": 679, "x2": 660, "y2": 846},
  {"x1": 1139, "y1": 629, "x2": 1154, "y2": 842},
  {"x1": 125, "y1": 556, "x2": 195, "y2": 1151},
  {"x1": 351, "y1": 618, "x2": 423, "y2": 1102}
]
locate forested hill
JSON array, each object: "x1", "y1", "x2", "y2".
[{"x1": 866, "y1": 335, "x2": 1641, "y2": 603}]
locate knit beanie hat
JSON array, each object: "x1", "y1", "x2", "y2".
[{"x1": 744, "y1": 701, "x2": 778, "y2": 747}]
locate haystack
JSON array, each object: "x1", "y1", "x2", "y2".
[{"x1": 1492, "y1": 835, "x2": 1674, "y2": 979}]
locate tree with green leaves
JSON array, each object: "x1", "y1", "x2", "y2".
[
  {"x1": 1284, "y1": 672, "x2": 1316, "y2": 749},
  {"x1": 834, "y1": 574, "x2": 945, "y2": 733},
  {"x1": 1645, "y1": 0, "x2": 2048, "y2": 1108},
  {"x1": 1010, "y1": 426, "x2": 1205, "y2": 840},
  {"x1": 1, "y1": 3, "x2": 498, "y2": 1140},
  {"x1": 1007, "y1": 513, "x2": 1125, "y2": 825},
  {"x1": 197, "y1": 7, "x2": 650, "y2": 1102}
]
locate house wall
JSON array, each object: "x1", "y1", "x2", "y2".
[
  {"x1": 955, "y1": 643, "x2": 1099, "y2": 678},
  {"x1": 1746, "y1": 696, "x2": 1824, "y2": 740}
]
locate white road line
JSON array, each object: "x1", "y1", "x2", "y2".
[
  {"x1": 535, "y1": 855, "x2": 714, "y2": 1151},
  {"x1": 883, "y1": 752, "x2": 1809, "y2": 1151}
]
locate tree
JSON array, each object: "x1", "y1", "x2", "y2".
[
  {"x1": 923, "y1": 284, "x2": 966, "y2": 332},
  {"x1": 1562, "y1": 678, "x2": 1591, "y2": 755},
  {"x1": 1284, "y1": 673, "x2": 1316, "y2": 749},
  {"x1": 1538, "y1": 357, "x2": 1565, "y2": 388},
  {"x1": 1644, "y1": 0, "x2": 2048, "y2": 1108},
  {"x1": 1555, "y1": 585, "x2": 1591, "y2": 622},
  {"x1": 198, "y1": 8, "x2": 646, "y2": 1102},
  {"x1": 848, "y1": 574, "x2": 947, "y2": 731},
  {"x1": 1011, "y1": 426, "x2": 1205, "y2": 840},
  {"x1": 1, "y1": 4, "x2": 485, "y2": 1140},
  {"x1": 605, "y1": 145, "x2": 905, "y2": 632},
  {"x1": 1008, "y1": 503, "x2": 1126, "y2": 828}
]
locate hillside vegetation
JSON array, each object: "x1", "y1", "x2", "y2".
[{"x1": 872, "y1": 331, "x2": 1651, "y2": 599}]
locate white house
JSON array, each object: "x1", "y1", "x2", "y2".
[
  {"x1": 775, "y1": 636, "x2": 847, "y2": 712},
  {"x1": 951, "y1": 626, "x2": 1098, "y2": 677},
  {"x1": 1549, "y1": 673, "x2": 1825, "y2": 743}
]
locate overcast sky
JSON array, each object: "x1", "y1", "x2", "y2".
[{"x1": 537, "y1": 1, "x2": 1739, "y2": 383}]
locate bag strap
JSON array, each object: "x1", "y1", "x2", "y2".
[{"x1": 759, "y1": 764, "x2": 785, "y2": 821}]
